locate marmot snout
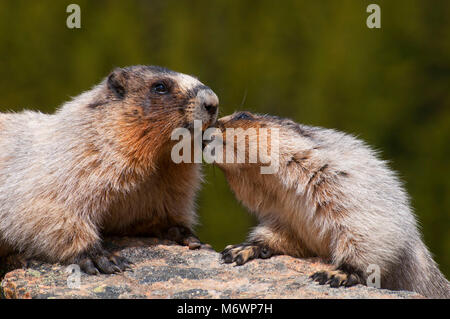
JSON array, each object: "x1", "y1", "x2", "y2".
[{"x1": 0, "y1": 65, "x2": 218, "y2": 275}]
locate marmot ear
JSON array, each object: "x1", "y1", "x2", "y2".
[{"x1": 107, "y1": 68, "x2": 128, "y2": 99}]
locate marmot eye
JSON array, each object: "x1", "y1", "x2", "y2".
[
  {"x1": 152, "y1": 82, "x2": 168, "y2": 94},
  {"x1": 234, "y1": 112, "x2": 253, "y2": 121}
]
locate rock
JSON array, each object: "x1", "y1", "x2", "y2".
[{"x1": 0, "y1": 237, "x2": 423, "y2": 299}]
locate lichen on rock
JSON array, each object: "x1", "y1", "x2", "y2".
[{"x1": 0, "y1": 237, "x2": 423, "y2": 299}]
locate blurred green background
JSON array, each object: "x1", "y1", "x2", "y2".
[{"x1": 0, "y1": 0, "x2": 448, "y2": 278}]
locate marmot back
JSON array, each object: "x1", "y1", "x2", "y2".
[
  {"x1": 212, "y1": 111, "x2": 449, "y2": 298},
  {"x1": 0, "y1": 65, "x2": 219, "y2": 275}
]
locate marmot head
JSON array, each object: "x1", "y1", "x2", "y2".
[
  {"x1": 98, "y1": 65, "x2": 218, "y2": 127},
  {"x1": 88, "y1": 65, "x2": 219, "y2": 167},
  {"x1": 207, "y1": 111, "x2": 292, "y2": 173},
  {"x1": 206, "y1": 111, "x2": 316, "y2": 191}
]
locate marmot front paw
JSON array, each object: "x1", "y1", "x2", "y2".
[
  {"x1": 221, "y1": 243, "x2": 273, "y2": 265},
  {"x1": 310, "y1": 269, "x2": 361, "y2": 288},
  {"x1": 75, "y1": 249, "x2": 132, "y2": 275},
  {"x1": 165, "y1": 226, "x2": 213, "y2": 251}
]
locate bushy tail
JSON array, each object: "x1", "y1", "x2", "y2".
[{"x1": 391, "y1": 241, "x2": 450, "y2": 298}]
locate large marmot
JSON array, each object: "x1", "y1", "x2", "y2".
[{"x1": 0, "y1": 65, "x2": 218, "y2": 274}]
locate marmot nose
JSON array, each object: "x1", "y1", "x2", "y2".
[{"x1": 203, "y1": 103, "x2": 217, "y2": 115}]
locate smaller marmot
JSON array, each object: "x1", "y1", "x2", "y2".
[
  {"x1": 0, "y1": 65, "x2": 218, "y2": 275},
  {"x1": 209, "y1": 111, "x2": 449, "y2": 298}
]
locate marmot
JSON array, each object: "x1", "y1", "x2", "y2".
[
  {"x1": 0, "y1": 65, "x2": 219, "y2": 275},
  {"x1": 209, "y1": 111, "x2": 449, "y2": 298}
]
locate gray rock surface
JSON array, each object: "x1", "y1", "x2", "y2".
[{"x1": 0, "y1": 237, "x2": 423, "y2": 299}]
